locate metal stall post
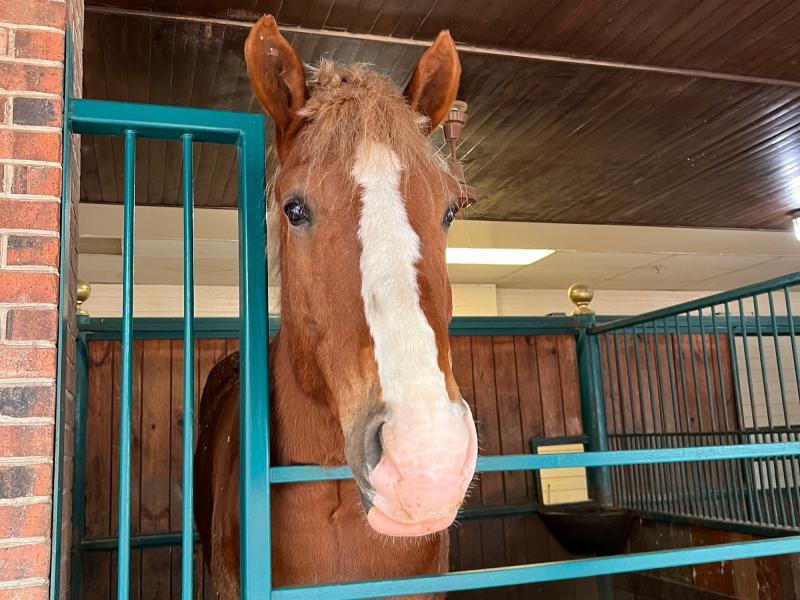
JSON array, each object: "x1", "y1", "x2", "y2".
[
  {"x1": 569, "y1": 284, "x2": 612, "y2": 506},
  {"x1": 236, "y1": 119, "x2": 270, "y2": 599}
]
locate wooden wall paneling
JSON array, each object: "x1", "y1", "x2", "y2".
[
  {"x1": 511, "y1": 336, "x2": 554, "y2": 600},
  {"x1": 140, "y1": 340, "x2": 173, "y2": 597},
  {"x1": 692, "y1": 527, "x2": 736, "y2": 596},
  {"x1": 84, "y1": 340, "x2": 114, "y2": 599},
  {"x1": 535, "y1": 336, "x2": 566, "y2": 440},
  {"x1": 448, "y1": 336, "x2": 484, "y2": 577},
  {"x1": 556, "y1": 336, "x2": 583, "y2": 438},
  {"x1": 513, "y1": 335, "x2": 544, "y2": 498},
  {"x1": 468, "y1": 336, "x2": 508, "y2": 599},
  {"x1": 492, "y1": 336, "x2": 528, "y2": 600}
]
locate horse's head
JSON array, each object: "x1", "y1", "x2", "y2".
[{"x1": 245, "y1": 15, "x2": 477, "y2": 537}]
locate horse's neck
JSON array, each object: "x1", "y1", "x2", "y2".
[{"x1": 270, "y1": 333, "x2": 347, "y2": 467}]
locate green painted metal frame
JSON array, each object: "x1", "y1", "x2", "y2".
[
  {"x1": 595, "y1": 271, "x2": 800, "y2": 534},
  {"x1": 66, "y1": 98, "x2": 269, "y2": 599},
  {"x1": 60, "y1": 91, "x2": 800, "y2": 598},
  {"x1": 50, "y1": 25, "x2": 74, "y2": 600}
]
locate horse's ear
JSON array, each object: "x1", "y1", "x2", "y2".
[
  {"x1": 404, "y1": 30, "x2": 461, "y2": 136},
  {"x1": 245, "y1": 15, "x2": 307, "y2": 157}
]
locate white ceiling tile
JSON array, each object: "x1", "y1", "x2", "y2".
[
  {"x1": 497, "y1": 265, "x2": 630, "y2": 289},
  {"x1": 656, "y1": 254, "x2": 776, "y2": 271},
  {"x1": 446, "y1": 264, "x2": 523, "y2": 284},
  {"x1": 535, "y1": 251, "x2": 667, "y2": 269}
]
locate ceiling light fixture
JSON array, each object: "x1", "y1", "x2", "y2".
[
  {"x1": 793, "y1": 209, "x2": 800, "y2": 242},
  {"x1": 446, "y1": 248, "x2": 555, "y2": 266}
]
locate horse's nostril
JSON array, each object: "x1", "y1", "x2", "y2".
[{"x1": 364, "y1": 419, "x2": 385, "y2": 473}]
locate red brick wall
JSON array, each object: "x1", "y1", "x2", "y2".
[{"x1": 0, "y1": 0, "x2": 83, "y2": 597}]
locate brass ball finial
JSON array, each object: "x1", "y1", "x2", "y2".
[
  {"x1": 76, "y1": 280, "x2": 91, "y2": 318},
  {"x1": 568, "y1": 283, "x2": 594, "y2": 316}
]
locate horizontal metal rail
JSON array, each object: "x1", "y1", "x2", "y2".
[
  {"x1": 272, "y1": 536, "x2": 800, "y2": 599},
  {"x1": 70, "y1": 99, "x2": 263, "y2": 143},
  {"x1": 270, "y1": 443, "x2": 800, "y2": 483},
  {"x1": 593, "y1": 272, "x2": 800, "y2": 333},
  {"x1": 78, "y1": 314, "x2": 800, "y2": 340},
  {"x1": 80, "y1": 504, "x2": 540, "y2": 552},
  {"x1": 77, "y1": 315, "x2": 589, "y2": 339}
]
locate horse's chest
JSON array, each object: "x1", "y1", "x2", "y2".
[{"x1": 271, "y1": 480, "x2": 445, "y2": 587}]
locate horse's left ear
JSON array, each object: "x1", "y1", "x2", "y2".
[
  {"x1": 404, "y1": 30, "x2": 461, "y2": 136},
  {"x1": 245, "y1": 15, "x2": 308, "y2": 159}
]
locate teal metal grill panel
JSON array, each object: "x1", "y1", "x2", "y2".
[
  {"x1": 66, "y1": 98, "x2": 268, "y2": 600},
  {"x1": 59, "y1": 89, "x2": 800, "y2": 598}
]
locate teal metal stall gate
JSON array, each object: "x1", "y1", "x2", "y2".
[
  {"x1": 57, "y1": 91, "x2": 800, "y2": 599},
  {"x1": 61, "y1": 96, "x2": 269, "y2": 600}
]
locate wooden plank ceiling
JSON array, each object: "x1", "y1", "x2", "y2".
[{"x1": 80, "y1": 1, "x2": 800, "y2": 230}]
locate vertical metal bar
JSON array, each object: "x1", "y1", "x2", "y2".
[
  {"x1": 51, "y1": 26, "x2": 74, "y2": 600},
  {"x1": 606, "y1": 333, "x2": 627, "y2": 505},
  {"x1": 117, "y1": 129, "x2": 137, "y2": 600},
  {"x1": 723, "y1": 303, "x2": 753, "y2": 522},
  {"x1": 686, "y1": 312, "x2": 719, "y2": 519},
  {"x1": 577, "y1": 322, "x2": 612, "y2": 506},
  {"x1": 636, "y1": 324, "x2": 665, "y2": 512},
  {"x1": 768, "y1": 291, "x2": 796, "y2": 528},
  {"x1": 237, "y1": 122, "x2": 270, "y2": 599},
  {"x1": 614, "y1": 332, "x2": 639, "y2": 508},
  {"x1": 660, "y1": 318, "x2": 692, "y2": 517},
  {"x1": 697, "y1": 309, "x2": 728, "y2": 520},
  {"x1": 753, "y1": 296, "x2": 786, "y2": 526},
  {"x1": 785, "y1": 287, "x2": 800, "y2": 408},
  {"x1": 709, "y1": 306, "x2": 740, "y2": 521},
  {"x1": 620, "y1": 331, "x2": 644, "y2": 509},
  {"x1": 784, "y1": 288, "x2": 800, "y2": 520},
  {"x1": 180, "y1": 134, "x2": 195, "y2": 600},
  {"x1": 601, "y1": 335, "x2": 623, "y2": 505},
  {"x1": 738, "y1": 299, "x2": 766, "y2": 525},
  {"x1": 630, "y1": 326, "x2": 657, "y2": 512},
  {"x1": 642, "y1": 321, "x2": 686, "y2": 512},
  {"x1": 70, "y1": 332, "x2": 89, "y2": 600},
  {"x1": 674, "y1": 315, "x2": 704, "y2": 517}
]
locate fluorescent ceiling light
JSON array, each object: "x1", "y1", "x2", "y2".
[
  {"x1": 446, "y1": 247, "x2": 554, "y2": 266},
  {"x1": 793, "y1": 211, "x2": 800, "y2": 242}
]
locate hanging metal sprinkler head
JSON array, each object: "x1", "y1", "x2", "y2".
[{"x1": 443, "y1": 100, "x2": 477, "y2": 208}]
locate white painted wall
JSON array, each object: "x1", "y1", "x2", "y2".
[{"x1": 80, "y1": 283, "x2": 745, "y2": 318}]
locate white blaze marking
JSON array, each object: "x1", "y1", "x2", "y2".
[{"x1": 352, "y1": 143, "x2": 449, "y2": 408}]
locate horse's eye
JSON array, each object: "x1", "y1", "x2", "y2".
[
  {"x1": 443, "y1": 204, "x2": 459, "y2": 228},
  {"x1": 284, "y1": 199, "x2": 310, "y2": 226}
]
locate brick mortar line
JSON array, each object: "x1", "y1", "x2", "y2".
[
  {"x1": 0, "y1": 377, "x2": 56, "y2": 385},
  {"x1": 2, "y1": 194, "x2": 63, "y2": 202},
  {"x1": 0, "y1": 340, "x2": 58, "y2": 349},
  {"x1": 0, "y1": 537, "x2": 49, "y2": 549},
  {"x1": 0, "y1": 303, "x2": 56, "y2": 310},
  {"x1": 0, "y1": 125, "x2": 63, "y2": 134},
  {"x1": 0, "y1": 56, "x2": 63, "y2": 68},
  {"x1": 1, "y1": 265, "x2": 60, "y2": 275},
  {"x1": 0, "y1": 235, "x2": 5, "y2": 269},
  {"x1": 0, "y1": 229, "x2": 59, "y2": 237},
  {"x1": 0, "y1": 159, "x2": 62, "y2": 168},
  {"x1": 0, "y1": 416, "x2": 55, "y2": 425},
  {"x1": 0, "y1": 496, "x2": 51, "y2": 507},
  {"x1": 0, "y1": 456, "x2": 53, "y2": 466},
  {"x1": 1, "y1": 165, "x2": 9, "y2": 194},
  {"x1": 0, "y1": 23, "x2": 66, "y2": 34},
  {"x1": 0, "y1": 91, "x2": 62, "y2": 99},
  {"x1": 0, "y1": 577, "x2": 49, "y2": 590}
]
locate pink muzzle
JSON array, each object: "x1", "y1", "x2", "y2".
[{"x1": 365, "y1": 401, "x2": 478, "y2": 537}]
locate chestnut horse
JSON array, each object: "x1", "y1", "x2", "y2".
[{"x1": 194, "y1": 15, "x2": 478, "y2": 598}]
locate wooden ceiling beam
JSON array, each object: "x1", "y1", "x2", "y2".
[{"x1": 85, "y1": 5, "x2": 800, "y2": 89}]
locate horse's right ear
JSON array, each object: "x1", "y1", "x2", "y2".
[{"x1": 245, "y1": 15, "x2": 307, "y2": 157}]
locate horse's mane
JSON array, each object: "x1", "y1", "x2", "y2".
[
  {"x1": 267, "y1": 60, "x2": 453, "y2": 307},
  {"x1": 295, "y1": 59, "x2": 443, "y2": 176}
]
